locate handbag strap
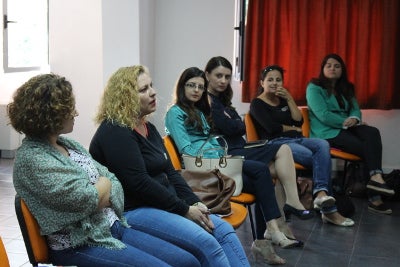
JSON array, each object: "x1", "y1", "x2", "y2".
[{"x1": 195, "y1": 135, "x2": 228, "y2": 168}]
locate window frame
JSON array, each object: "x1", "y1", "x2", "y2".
[
  {"x1": 2, "y1": 0, "x2": 49, "y2": 73},
  {"x1": 233, "y1": 0, "x2": 247, "y2": 82}
]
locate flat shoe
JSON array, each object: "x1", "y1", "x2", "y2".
[
  {"x1": 368, "y1": 202, "x2": 392, "y2": 215},
  {"x1": 270, "y1": 231, "x2": 302, "y2": 249},
  {"x1": 321, "y1": 214, "x2": 354, "y2": 227},
  {"x1": 366, "y1": 180, "x2": 395, "y2": 196},
  {"x1": 264, "y1": 230, "x2": 304, "y2": 247},
  {"x1": 313, "y1": 195, "x2": 336, "y2": 209}
]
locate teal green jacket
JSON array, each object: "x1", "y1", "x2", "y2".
[
  {"x1": 13, "y1": 136, "x2": 128, "y2": 249},
  {"x1": 306, "y1": 82, "x2": 362, "y2": 139},
  {"x1": 165, "y1": 105, "x2": 222, "y2": 158}
]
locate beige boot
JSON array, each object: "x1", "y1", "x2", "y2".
[{"x1": 251, "y1": 239, "x2": 286, "y2": 265}]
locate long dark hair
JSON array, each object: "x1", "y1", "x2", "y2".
[
  {"x1": 257, "y1": 65, "x2": 285, "y2": 96},
  {"x1": 204, "y1": 56, "x2": 233, "y2": 108},
  {"x1": 174, "y1": 67, "x2": 210, "y2": 132},
  {"x1": 309, "y1": 53, "x2": 355, "y2": 108}
]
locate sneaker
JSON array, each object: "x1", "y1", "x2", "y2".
[
  {"x1": 368, "y1": 202, "x2": 392, "y2": 215},
  {"x1": 366, "y1": 180, "x2": 395, "y2": 196}
]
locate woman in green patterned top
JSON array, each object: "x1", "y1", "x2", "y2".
[{"x1": 8, "y1": 73, "x2": 200, "y2": 267}]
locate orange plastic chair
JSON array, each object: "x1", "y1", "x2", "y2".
[
  {"x1": 300, "y1": 107, "x2": 362, "y2": 181},
  {"x1": 244, "y1": 113, "x2": 259, "y2": 142},
  {"x1": 163, "y1": 135, "x2": 183, "y2": 170},
  {"x1": 221, "y1": 202, "x2": 248, "y2": 229},
  {"x1": 244, "y1": 112, "x2": 307, "y2": 171},
  {"x1": 162, "y1": 135, "x2": 249, "y2": 230},
  {"x1": 15, "y1": 195, "x2": 50, "y2": 267},
  {"x1": 230, "y1": 192, "x2": 256, "y2": 239},
  {"x1": 0, "y1": 237, "x2": 10, "y2": 267}
]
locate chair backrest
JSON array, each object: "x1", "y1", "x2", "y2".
[
  {"x1": 15, "y1": 195, "x2": 49, "y2": 266},
  {"x1": 0, "y1": 237, "x2": 10, "y2": 267},
  {"x1": 244, "y1": 113, "x2": 260, "y2": 141},
  {"x1": 300, "y1": 106, "x2": 310, "y2": 138},
  {"x1": 163, "y1": 135, "x2": 183, "y2": 170}
]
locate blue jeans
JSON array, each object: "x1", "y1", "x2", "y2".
[
  {"x1": 124, "y1": 207, "x2": 250, "y2": 267},
  {"x1": 49, "y1": 220, "x2": 198, "y2": 267},
  {"x1": 269, "y1": 137, "x2": 337, "y2": 214}
]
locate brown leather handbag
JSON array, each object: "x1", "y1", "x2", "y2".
[
  {"x1": 181, "y1": 169, "x2": 236, "y2": 216},
  {"x1": 297, "y1": 177, "x2": 313, "y2": 210}
]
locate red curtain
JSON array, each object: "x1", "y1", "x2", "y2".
[{"x1": 242, "y1": 0, "x2": 400, "y2": 109}]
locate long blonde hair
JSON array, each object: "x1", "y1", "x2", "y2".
[{"x1": 95, "y1": 65, "x2": 147, "y2": 129}]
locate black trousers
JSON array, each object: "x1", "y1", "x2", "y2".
[{"x1": 327, "y1": 125, "x2": 383, "y2": 175}]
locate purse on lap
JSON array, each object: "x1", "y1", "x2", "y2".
[
  {"x1": 182, "y1": 135, "x2": 244, "y2": 196},
  {"x1": 180, "y1": 168, "x2": 235, "y2": 216}
]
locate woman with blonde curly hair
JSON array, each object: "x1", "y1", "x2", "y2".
[
  {"x1": 89, "y1": 65, "x2": 250, "y2": 267},
  {"x1": 8, "y1": 73, "x2": 191, "y2": 267}
]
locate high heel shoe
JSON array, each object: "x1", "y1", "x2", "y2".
[
  {"x1": 283, "y1": 204, "x2": 314, "y2": 221},
  {"x1": 270, "y1": 231, "x2": 301, "y2": 249},
  {"x1": 264, "y1": 229, "x2": 304, "y2": 247},
  {"x1": 251, "y1": 239, "x2": 286, "y2": 265},
  {"x1": 321, "y1": 214, "x2": 354, "y2": 227}
]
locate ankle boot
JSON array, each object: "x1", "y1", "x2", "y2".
[{"x1": 251, "y1": 239, "x2": 286, "y2": 265}]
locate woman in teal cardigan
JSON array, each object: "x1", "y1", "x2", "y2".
[
  {"x1": 8, "y1": 73, "x2": 199, "y2": 267},
  {"x1": 306, "y1": 53, "x2": 394, "y2": 214}
]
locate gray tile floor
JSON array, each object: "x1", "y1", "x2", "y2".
[
  {"x1": 0, "y1": 158, "x2": 30, "y2": 267},
  {"x1": 236, "y1": 188, "x2": 400, "y2": 266},
  {"x1": 1, "y1": 157, "x2": 399, "y2": 267}
]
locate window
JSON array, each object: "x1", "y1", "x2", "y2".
[
  {"x1": 3, "y1": 0, "x2": 48, "y2": 72},
  {"x1": 233, "y1": 0, "x2": 247, "y2": 81}
]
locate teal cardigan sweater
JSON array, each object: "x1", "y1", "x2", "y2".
[
  {"x1": 13, "y1": 136, "x2": 128, "y2": 249},
  {"x1": 306, "y1": 82, "x2": 362, "y2": 139},
  {"x1": 165, "y1": 105, "x2": 222, "y2": 158}
]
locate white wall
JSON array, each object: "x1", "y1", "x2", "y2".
[
  {"x1": 49, "y1": 0, "x2": 103, "y2": 147},
  {"x1": 149, "y1": 0, "x2": 237, "y2": 133},
  {"x1": 49, "y1": 0, "x2": 141, "y2": 147},
  {"x1": 1, "y1": 0, "x2": 399, "y2": 170}
]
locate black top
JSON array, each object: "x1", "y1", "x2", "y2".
[
  {"x1": 89, "y1": 120, "x2": 200, "y2": 216},
  {"x1": 208, "y1": 93, "x2": 246, "y2": 151},
  {"x1": 250, "y1": 98, "x2": 303, "y2": 140},
  {"x1": 209, "y1": 93, "x2": 280, "y2": 163}
]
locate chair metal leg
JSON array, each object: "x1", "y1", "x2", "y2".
[
  {"x1": 341, "y1": 160, "x2": 349, "y2": 191},
  {"x1": 247, "y1": 204, "x2": 256, "y2": 240}
]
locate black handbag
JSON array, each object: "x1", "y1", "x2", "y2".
[
  {"x1": 383, "y1": 169, "x2": 400, "y2": 200},
  {"x1": 343, "y1": 163, "x2": 369, "y2": 198}
]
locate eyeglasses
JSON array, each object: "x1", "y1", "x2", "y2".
[{"x1": 185, "y1": 82, "x2": 205, "y2": 91}]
